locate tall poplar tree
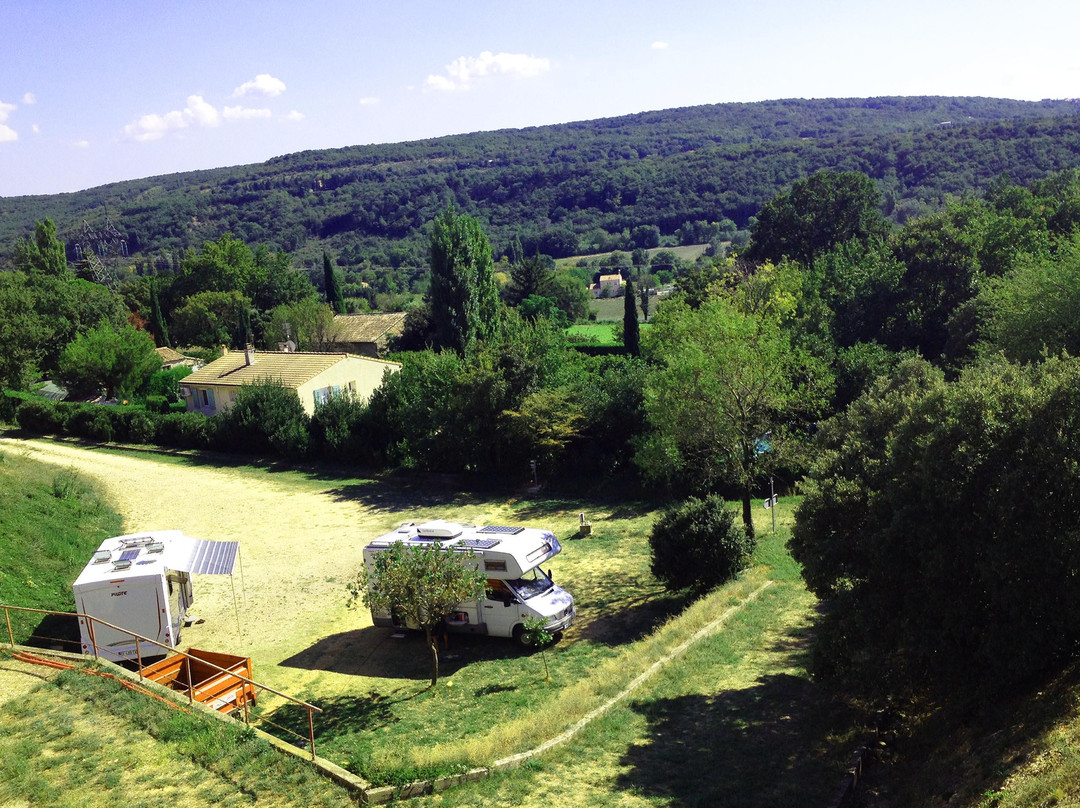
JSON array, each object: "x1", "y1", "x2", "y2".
[{"x1": 428, "y1": 206, "x2": 500, "y2": 356}]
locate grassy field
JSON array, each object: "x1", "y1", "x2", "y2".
[
  {"x1": 555, "y1": 244, "x2": 709, "y2": 269},
  {"x1": 0, "y1": 658, "x2": 355, "y2": 808},
  {"x1": 8, "y1": 439, "x2": 1080, "y2": 805},
  {"x1": 0, "y1": 446, "x2": 123, "y2": 640}
]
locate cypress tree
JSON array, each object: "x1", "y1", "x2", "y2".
[
  {"x1": 323, "y1": 251, "x2": 345, "y2": 314},
  {"x1": 148, "y1": 278, "x2": 171, "y2": 348},
  {"x1": 624, "y1": 277, "x2": 640, "y2": 356}
]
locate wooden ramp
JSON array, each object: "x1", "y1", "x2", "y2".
[{"x1": 140, "y1": 648, "x2": 255, "y2": 714}]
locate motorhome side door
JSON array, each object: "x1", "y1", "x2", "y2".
[{"x1": 480, "y1": 578, "x2": 521, "y2": 637}]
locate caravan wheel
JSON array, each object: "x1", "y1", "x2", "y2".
[{"x1": 512, "y1": 625, "x2": 535, "y2": 649}]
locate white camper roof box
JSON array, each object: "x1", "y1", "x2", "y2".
[{"x1": 415, "y1": 519, "x2": 464, "y2": 540}]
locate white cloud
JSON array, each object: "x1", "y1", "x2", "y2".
[
  {"x1": 424, "y1": 51, "x2": 550, "y2": 92},
  {"x1": 232, "y1": 73, "x2": 287, "y2": 98},
  {"x1": 651, "y1": 41, "x2": 670, "y2": 50},
  {"x1": 286, "y1": 110, "x2": 305, "y2": 121},
  {"x1": 22, "y1": 92, "x2": 36, "y2": 105},
  {"x1": 358, "y1": 96, "x2": 380, "y2": 106},
  {"x1": 224, "y1": 105, "x2": 272, "y2": 121},
  {"x1": 185, "y1": 95, "x2": 220, "y2": 127},
  {"x1": 0, "y1": 100, "x2": 17, "y2": 142},
  {"x1": 124, "y1": 95, "x2": 220, "y2": 141},
  {"x1": 32, "y1": 124, "x2": 40, "y2": 134},
  {"x1": 71, "y1": 139, "x2": 90, "y2": 149}
]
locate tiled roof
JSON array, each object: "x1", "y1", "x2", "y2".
[
  {"x1": 181, "y1": 351, "x2": 352, "y2": 390},
  {"x1": 598, "y1": 273, "x2": 623, "y2": 283},
  {"x1": 155, "y1": 346, "x2": 187, "y2": 363},
  {"x1": 333, "y1": 312, "x2": 407, "y2": 343}
]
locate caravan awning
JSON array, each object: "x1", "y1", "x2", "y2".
[{"x1": 169, "y1": 536, "x2": 240, "y2": 575}]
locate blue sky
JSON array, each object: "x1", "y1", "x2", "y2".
[{"x1": 2, "y1": 0, "x2": 1077, "y2": 197}]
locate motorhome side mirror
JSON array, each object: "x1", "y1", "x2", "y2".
[
  {"x1": 503, "y1": 600, "x2": 512, "y2": 607},
  {"x1": 547, "y1": 568, "x2": 552, "y2": 580}
]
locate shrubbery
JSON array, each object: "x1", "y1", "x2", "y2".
[
  {"x1": 649, "y1": 495, "x2": 755, "y2": 593},
  {"x1": 216, "y1": 380, "x2": 310, "y2": 458},
  {"x1": 155, "y1": 412, "x2": 216, "y2": 450},
  {"x1": 16, "y1": 399, "x2": 68, "y2": 435},
  {"x1": 309, "y1": 392, "x2": 370, "y2": 460},
  {"x1": 67, "y1": 406, "x2": 114, "y2": 443}
]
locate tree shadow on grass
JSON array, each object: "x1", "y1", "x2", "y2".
[
  {"x1": 267, "y1": 689, "x2": 413, "y2": 745},
  {"x1": 574, "y1": 588, "x2": 694, "y2": 646},
  {"x1": 279, "y1": 626, "x2": 527, "y2": 681},
  {"x1": 615, "y1": 623, "x2": 861, "y2": 807},
  {"x1": 323, "y1": 481, "x2": 493, "y2": 514}
]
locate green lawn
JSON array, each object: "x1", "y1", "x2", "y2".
[
  {"x1": 0, "y1": 449, "x2": 122, "y2": 641},
  {"x1": 0, "y1": 442, "x2": 864, "y2": 803}
]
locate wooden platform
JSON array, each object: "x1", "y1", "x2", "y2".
[{"x1": 140, "y1": 648, "x2": 255, "y2": 714}]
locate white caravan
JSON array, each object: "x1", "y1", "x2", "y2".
[
  {"x1": 72, "y1": 530, "x2": 239, "y2": 662},
  {"x1": 363, "y1": 519, "x2": 575, "y2": 646}
]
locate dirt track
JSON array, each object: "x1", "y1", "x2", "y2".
[{"x1": 0, "y1": 437, "x2": 464, "y2": 699}]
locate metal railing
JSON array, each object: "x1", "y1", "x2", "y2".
[{"x1": 2, "y1": 603, "x2": 322, "y2": 759}]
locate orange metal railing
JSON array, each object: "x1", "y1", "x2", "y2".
[{"x1": 1, "y1": 603, "x2": 322, "y2": 759}]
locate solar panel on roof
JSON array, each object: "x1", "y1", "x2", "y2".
[
  {"x1": 477, "y1": 525, "x2": 524, "y2": 535},
  {"x1": 461, "y1": 538, "x2": 502, "y2": 549},
  {"x1": 118, "y1": 548, "x2": 141, "y2": 562}
]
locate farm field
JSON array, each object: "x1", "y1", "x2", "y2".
[
  {"x1": 555, "y1": 244, "x2": 710, "y2": 269},
  {"x1": 0, "y1": 436, "x2": 859, "y2": 803}
]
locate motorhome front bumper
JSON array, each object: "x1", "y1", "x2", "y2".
[{"x1": 547, "y1": 607, "x2": 575, "y2": 633}]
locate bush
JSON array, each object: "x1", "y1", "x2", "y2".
[
  {"x1": 309, "y1": 393, "x2": 367, "y2": 460},
  {"x1": 113, "y1": 410, "x2": 156, "y2": 444},
  {"x1": 216, "y1": 380, "x2": 310, "y2": 458},
  {"x1": 145, "y1": 395, "x2": 170, "y2": 415},
  {"x1": 0, "y1": 391, "x2": 17, "y2": 424},
  {"x1": 146, "y1": 366, "x2": 192, "y2": 403},
  {"x1": 649, "y1": 495, "x2": 755, "y2": 593},
  {"x1": 16, "y1": 399, "x2": 67, "y2": 435},
  {"x1": 156, "y1": 412, "x2": 215, "y2": 450},
  {"x1": 67, "y1": 406, "x2": 114, "y2": 443}
]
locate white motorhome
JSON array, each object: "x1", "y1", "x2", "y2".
[
  {"x1": 363, "y1": 519, "x2": 575, "y2": 646},
  {"x1": 72, "y1": 530, "x2": 239, "y2": 662}
]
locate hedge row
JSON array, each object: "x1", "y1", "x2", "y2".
[{"x1": 13, "y1": 398, "x2": 216, "y2": 451}]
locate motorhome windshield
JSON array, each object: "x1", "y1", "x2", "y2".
[{"x1": 507, "y1": 568, "x2": 554, "y2": 600}]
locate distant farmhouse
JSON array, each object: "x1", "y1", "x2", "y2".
[
  {"x1": 155, "y1": 346, "x2": 198, "y2": 370},
  {"x1": 180, "y1": 346, "x2": 400, "y2": 416},
  {"x1": 332, "y1": 312, "x2": 407, "y2": 358},
  {"x1": 593, "y1": 273, "x2": 625, "y2": 298}
]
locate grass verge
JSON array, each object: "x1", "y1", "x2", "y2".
[
  {"x1": 0, "y1": 654, "x2": 354, "y2": 808},
  {"x1": 0, "y1": 449, "x2": 122, "y2": 640}
]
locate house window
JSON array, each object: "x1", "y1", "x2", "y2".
[{"x1": 200, "y1": 390, "x2": 209, "y2": 406}]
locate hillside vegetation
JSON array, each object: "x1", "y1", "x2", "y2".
[{"x1": 2, "y1": 96, "x2": 1078, "y2": 270}]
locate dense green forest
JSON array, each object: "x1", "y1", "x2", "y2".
[{"x1": 2, "y1": 96, "x2": 1079, "y2": 279}]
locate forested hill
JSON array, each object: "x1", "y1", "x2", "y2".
[{"x1": 3, "y1": 96, "x2": 1079, "y2": 266}]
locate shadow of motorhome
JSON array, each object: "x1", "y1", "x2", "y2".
[{"x1": 22, "y1": 612, "x2": 82, "y2": 654}]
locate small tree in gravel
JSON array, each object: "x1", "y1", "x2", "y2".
[
  {"x1": 649, "y1": 495, "x2": 755, "y2": 593},
  {"x1": 347, "y1": 543, "x2": 486, "y2": 687}
]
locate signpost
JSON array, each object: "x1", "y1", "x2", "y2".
[{"x1": 762, "y1": 476, "x2": 778, "y2": 533}]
